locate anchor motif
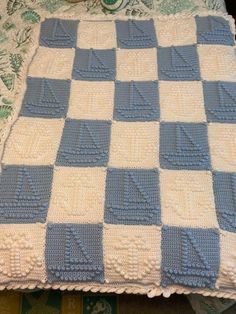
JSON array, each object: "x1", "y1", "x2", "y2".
[
  {"x1": 26, "y1": 79, "x2": 62, "y2": 116},
  {"x1": 207, "y1": 83, "x2": 236, "y2": 121},
  {"x1": 215, "y1": 131, "x2": 236, "y2": 167},
  {"x1": 113, "y1": 127, "x2": 156, "y2": 165},
  {"x1": 119, "y1": 20, "x2": 155, "y2": 48},
  {"x1": 43, "y1": 19, "x2": 74, "y2": 47},
  {"x1": 75, "y1": 49, "x2": 114, "y2": 79},
  {"x1": 107, "y1": 236, "x2": 157, "y2": 280},
  {"x1": 162, "y1": 125, "x2": 208, "y2": 167},
  {"x1": 166, "y1": 177, "x2": 211, "y2": 220},
  {"x1": 52, "y1": 173, "x2": 99, "y2": 216},
  {"x1": 13, "y1": 124, "x2": 50, "y2": 160},
  {"x1": 221, "y1": 257, "x2": 236, "y2": 288},
  {"x1": 161, "y1": 47, "x2": 198, "y2": 79},
  {"x1": 0, "y1": 233, "x2": 42, "y2": 278}
]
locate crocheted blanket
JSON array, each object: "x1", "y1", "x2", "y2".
[{"x1": 0, "y1": 12, "x2": 236, "y2": 299}]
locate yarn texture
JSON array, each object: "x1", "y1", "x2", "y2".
[{"x1": 0, "y1": 12, "x2": 236, "y2": 299}]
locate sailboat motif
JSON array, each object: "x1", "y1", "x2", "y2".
[
  {"x1": 0, "y1": 168, "x2": 43, "y2": 219},
  {"x1": 208, "y1": 83, "x2": 236, "y2": 121},
  {"x1": 164, "y1": 230, "x2": 214, "y2": 285},
  {"x1": 26, "y1": 79, "x2": 62, "y2": 116},
  {"x1": 162, "y1": 125, "x2": 208, "y2": 167},
  {"x1": 60, "y1": 122, "x2": 105, "y2": 165},
  {"x1": 119, "y1": 20, "x2": 155, "y2": 48},
  {"x1": 43, "y1": 19, "x2": 74, "y2": 47},
  {"x1": 219, "y1": 174, "x2": 236, "y2": 230},
  {"x1": 116, "y1": 82, "x2": 157, "y2": 119},
  {"x1": 198, "y1": 17, "x2": 233, "y2": 45},
  {"x1": 75, "y1": 49, "x2": 114, "y2": 80},
  {"x1": 161, "y1": 47, "x2": 198, "y2": 79},
  {"x1": 108, "y1": 172, "x2": 158, "y2": 222},
  {"x1": 181, "y1": 230, "x2": 211, "y2": 271},
  {"x1": 49, "y1": 226, "x2": 103, "y2": 281}
]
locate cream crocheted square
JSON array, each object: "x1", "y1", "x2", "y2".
[
  {"x1": 28, "y1": 47, "x2": 75, "y2": 80},
  {"x1": 109, "y1": 121, "x2": 159, "y2": 168},
  {"x1": 77, "y1": 21, "x2": 116, "y2": 49},
  {"x1": 160, "y1": 170, "x2": 218, "y2": 228},
  {"x1": 104, "y1": 224, "x2": 161, "y2": 284},
  {"x1": 0, "y1": 224, "x2": 46, "y2": 284},
  {"x1": 116, "y1": 49, "x2": 158, "y2": 81},
  {"x1": 209, "y1": 123, "x2": 236, "y2": 171},
  {"x1": 217, "y1": 231, "x2": 236, "y2": 289},
  {"x1": 68, "y1": 80, "x2": 114, "y2": 120},
  {"x1": 159, "y1": 81, "x2": 206, "y2": 122},
  {"x1": 198, "y1": 46, "x2": 236, "y2": 81},
  {"x1": 154, "y1": 18, "x2": 196, "y2": 47},
  {"x1": 2, "y1": 117, "x2": 64, "y2": 165},
  {"x1": 47, "y1": 167, "x2": 106, "y2": 223}
]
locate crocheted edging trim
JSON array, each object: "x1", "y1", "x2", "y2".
[
  {"x1": 0, "y1": 281, "x2": 236, "y2": 300},
  {"x1": 0, "y1": 11, "x2": 235, "y2": 299}
]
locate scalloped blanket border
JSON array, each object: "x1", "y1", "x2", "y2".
[{"x1": 0, "y1": 11, "x2": 236, "y2": 299}]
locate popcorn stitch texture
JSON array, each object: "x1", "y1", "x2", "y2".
[
  {"x1": 0, "y1": 14, "x2": 236, "y2": 299},
  {"x1": 21, "y1": 77, "x2": 71, "y2": 119}
]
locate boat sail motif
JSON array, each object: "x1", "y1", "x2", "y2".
[
  {"x1": 207, "y1": 83, "x2": 236, "y2": 121},
  {"x1": 0, "y1": 167, "x2": 45, "y2": 220},
  {"x1": 119, "y1": 20, "x2": 155, "y2": 48},
  {"x1": 198, "y1": 17, "x2": 233, "y2": 44},
  {"x1": 60, "y1": 122, "x2": 105, "y2": 165},
  {"x1": 218, "y1": 174, "x2": 236, "y2": 231},
  {"x1": 108, "y1": 171, "x2": 158, "y2": 222},
  {"x1": 162, "y1": 125, "x2": 208, "y2": 168},
  {"x1": 43, "y1": 19, "x2": 74, "y2": 47},
  {"x1": 48, "y1": 226, "x2": 103, "y2": 281},
  {"x1": 26, "y1": 79, "x2": 62, "y2": 116},
  {"x1": 75, "y1": 49, "x2": 114, "y2": 80},
  {"x1": 116, "y1": 82, "x2": 157, "y2": 120},
  {"x1": 161, "y1": 47, "x2": 198, "y2": 79}
]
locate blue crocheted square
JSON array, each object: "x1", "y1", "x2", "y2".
[
  {"x1": 160, "y1": 122, "x2": 210, "y2": 170},
  {"x1": 72, "y1": 48, "x2": 116, "y2": 81},
  {"x1": 114, "y1": 81, "x2": 159, "y2": 121},
  {"x1": 213, "y1": 172, "x2": 236, "y2": 233},
  {"x1": 203, "y1": 81, "x2": 236, "y2": 123},
  {"x1": 20, "y1": 77, "x2": 70, "y2": 118},
  {"x1": 104, "y1": 168, "x2": 161, "y2": 225},
  {"x1": 39, "y1": 18, "x2": 78, "y2": 48},
  {"x1": 161, "y1": 226, "x2": 220, "y2": 289},
  {"x1": 46, "y1": 224, "x2": 104, "y2": 283},
  {"x1": 56, "y1": 119, "x2": 111, "y2": 167},
  {"x1": 196, "y1": 16, "x2": 234, "y2": 46},
  {"x1": 115, "y1": 19, "x2": 157, "y2": 49},
  {"x1": 157, "y1": 45, "x2": 200, "y2": 81},
  {"x1": 0, "y1": 166, "x2": 53, "y2": 223}
]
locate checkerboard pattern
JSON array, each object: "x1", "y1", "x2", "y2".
[{"x1": 0, "y1": 15, "x2": 236, "y2": 295}]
